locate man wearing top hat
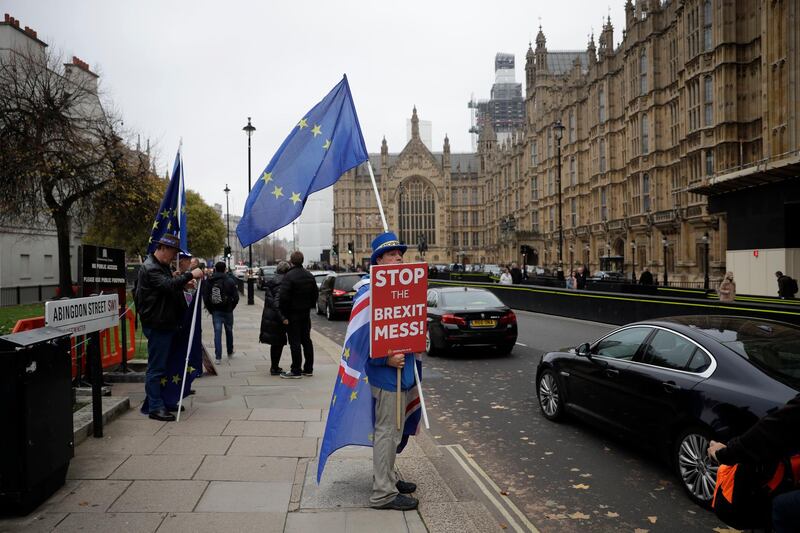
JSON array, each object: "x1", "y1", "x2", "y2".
[
  {"x1": 366, "y1": 231, "x2": 419, "y2": 511},
  {"x1": 135, "y1": 234, "x2": 203, "y2": 421}
]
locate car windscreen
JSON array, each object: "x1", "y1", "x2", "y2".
[
  {"x1": 721, "y1": 322, "x2": 800, "y2": 389},
  {"x1": 261, "y1": 267, "x2": 276, "y2": 274},
  {"x1": 334, "y1": 276, "x2": 361, "y2": 291},
  {"x1": 440, "y1": 291, "x2": 504, "y2": 309}
]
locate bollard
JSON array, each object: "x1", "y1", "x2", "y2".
[{"x1": 247, "y1": 277, "x2": 255, "y2": 305}]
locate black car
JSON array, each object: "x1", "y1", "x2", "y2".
[
  {"x1": 425, "y1": 287, "x2": 518, "y2": 356},
  {"x1": 535, "y1": 315, "x2": 800, "y2": 506},
  {"x1": 316, "y1": 272, "x2": 363, "y2": 320},
  {"x1": 256, "y1": 265, "x2": 277, "y2": 290}
]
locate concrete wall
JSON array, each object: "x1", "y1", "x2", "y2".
[{"x1": 726, "y1": 248, "x2": 800, "y2": 296}]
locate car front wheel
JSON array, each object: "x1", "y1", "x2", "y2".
[
  {"x1": 537, "y1": 369, "x2": 564, "y2": 421},
  {"x1": 674, "y1": 426, "x2": 718, "y2": 507}
]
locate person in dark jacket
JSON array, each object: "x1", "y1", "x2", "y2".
[
  {"x1": 510, "y1": 262, "x2": 522, "y2": 284},
  {"x1": 260, "y1": 261, "x2": 290, "y2": 375},
  {"x1": 638, "y1": 267, "x2": 654, "y2": 286},
  {"x1": 776, "y1": 271, "x2": 797, "y2": 299},
  {"x1": 575, "y1": 266, "x2": 588, "y2": 290},
  {"x1": 279, "y1": 252, "x2": 319, "y2": 378},
  {"x1": 708, "y1": 393, "x2": 800, "y2": 532},
  {"x1": 202, "y1": 261, "x2": 240, "y2": 364},
  {"x1": 135, "y1": 234, "x2": 203, "y2": 421}
]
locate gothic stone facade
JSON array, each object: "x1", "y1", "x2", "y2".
[
  {"x1": 333, "y1": 108, "x2": 482, "y2": 268},
  {"x1": 485, "y1": 0, "x2": 798, "y2": 282}
]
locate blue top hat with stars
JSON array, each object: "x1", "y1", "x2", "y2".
[{"x1": 370, "y1": 231, "x2": 407, "y2": 265}]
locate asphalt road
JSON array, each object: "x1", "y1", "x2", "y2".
[{"x1": 310, "y1": 309, "x2": 726, "y2": 532}]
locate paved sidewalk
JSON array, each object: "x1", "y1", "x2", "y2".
[{"x1": 0, "y1": 293, "x2": 504, "y2": 533}]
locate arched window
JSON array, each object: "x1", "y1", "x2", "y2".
[
  {"x1": 398, "y1": 178, "x2": 436, "y2": 246},
  {"x1": 640, "y1": 49, "x2": 648, "y2": 94}
]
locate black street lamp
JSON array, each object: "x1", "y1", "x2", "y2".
[
  {"x1": 242, "y1": 117, "x2": 256, "y2": 305},
  {"x1": 224, "y1": 184, "x2": 231, "y2": 270},
  {"x1": 662, "y1": 236, "x2": 669, "y2": 287},
  {"x1": 630, "y1": 240, "x2": 637, "y2": 283},
  {"x1": 703, "y1": 232, "x2": 710, "y2": 290},
  {"x1": 553, "y1": 120, "x2": 565, "y2": 277}
]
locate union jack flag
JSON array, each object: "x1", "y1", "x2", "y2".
[{"x1": 317, "y1": 278, "x2": 422, "y2": 482}]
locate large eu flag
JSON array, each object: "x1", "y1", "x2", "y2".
[
  {"x1": 237, "y1": 75, "x2": 368, "y2": 247},
  {"x1": 147, "y1": 148, "x2": 187, "y2": 254}
]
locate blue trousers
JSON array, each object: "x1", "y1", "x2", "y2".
[
  {"x1": 773, "y1": 489, "x2": 800, "y2": 533},
  {"x1": 212, "y1": 310, "x2": 234, "y2": 358},
  {"x1": 143, "y1": 326, "x2": 174, "y2": 412}
]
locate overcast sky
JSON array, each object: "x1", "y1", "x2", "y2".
[{"x1": 5, "y1": 1, "x2": 624, "y2": 237}]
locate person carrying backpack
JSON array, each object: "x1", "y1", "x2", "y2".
[
  {"x1": 203, "y1": 261, "x2": 240, "y2": 364},
  {"x1": 776, "y1": 271, "x2": 798, "y2": 300}
]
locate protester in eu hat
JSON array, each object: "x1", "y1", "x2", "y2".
[
  {"x1": 279, "y1": 251, "x2": 319, "y2": 378},
  {"x1": 134, "y1": 234, "x2": 203, "y2": 422},
  {"x1": 260, "y1": 261, "x2": 291, "y2": 376},
  {"x1": 202, "y1": 261, "x2": 240, "y2": 364},
  {"x1": 364, "y1": 232, "x2": 420, "y2": 511}
]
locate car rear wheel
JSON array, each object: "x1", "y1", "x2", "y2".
[
  {"x1": 673, "y1": 426, "x2": 718, "y2": 507},
  {"x1": 425, "y1": 330, "x2": 439, "y2": 357},
  {"x1": 537, "y1": 369, "x2": 564, "y2": 421},
  {"x1": 316, "y1": 300, "x2": 323, "y2": 315},
  {"x1": 497, "y1": 341, "x2": 515, "y2": 355},
  {"x1": 326, "y1": 301, "x2": 335, "y2": 321}
]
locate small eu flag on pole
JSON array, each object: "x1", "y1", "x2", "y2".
[
  {"x1": 236, "y1": 75, "x2": 369, "y2": 247},
  {"x1": 147, "y1": 147, "x2": 187, "y2": 254}
]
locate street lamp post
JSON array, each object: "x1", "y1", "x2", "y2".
[
  {"x1": 662, "y1": 236, "x2": 669, "y2": 287},
  {"x1": 224, "y1": 184, "x2": 231, "y2": 270},
  {"x1": 584, "y1": 242, "x2": 590, "y2": 271},
  {"x1": 703, "y1": 232, "x2": 710, "y2": 290},
  {"x1": 242, "y1": 117, "x2": 256, "y2": 305},
  {"x1": 553, "y1": 120, "x2": 565, "y2": 279},
  {"x1": 630, "y1": 241, "x2": 637, "y2": 283}
]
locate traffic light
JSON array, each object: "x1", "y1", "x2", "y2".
[
  {"x1": 347, "y1": 241, "x2": 354, "y2": 254},
  {"x1": 332, "y1": 243, "x2": 339, "y2": 255},
  {"x1": 224, "y1": 245, "x2": 232, "y2": 258}
]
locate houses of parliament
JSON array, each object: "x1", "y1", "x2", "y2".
[{"x1": 333, "y1": 0, "x2": 800, "y2": 288}]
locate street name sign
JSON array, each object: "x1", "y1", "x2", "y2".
[{"x1": 45, "y1": 294, "x2": 119, "y2": 337}]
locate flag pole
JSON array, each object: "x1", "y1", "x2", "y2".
[
  {"x1": 177, "y1": 278, "x2": 202, "y2": 422},
  {"x1": 365, "y1": 161, "x2": 403, "y2": 428}
]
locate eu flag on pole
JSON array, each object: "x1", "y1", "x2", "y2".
[
  {"x1": 237, "y1": 75, "x2": 368, "y2": 247},
  {"x1": 147, "y1": 148, "x2": 187, "y2": 254}
]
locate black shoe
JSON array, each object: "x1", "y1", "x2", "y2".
[
  {"x1": 279, "y1": 371, "x2": 302, "y2": 379},
  {"x1": 373, "y1": 494, "x2": 418, "y2": 511},
  {"x1": 187, "y1": 389, "x2": 196, "y2": 396},
  {"x1": 270, "y1": 367, "x2": 284, "y2": 376},
  {"x1": 166, "y1": 405, "x2": 186, "y2": 412},
  {"x1": 302, "y1": 370, "x2": 313, "y2": 376},
  {"x1": 149, "y1": 408, "x2": 176, "y2": 422},
  {"x1": 396, "y1": 480, "x2": 417, "y2": 494}
]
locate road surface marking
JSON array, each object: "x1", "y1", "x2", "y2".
[
  {"x1": 444, "y1": 444, "x2": 539, "y2": 533},
  {"x1": 515, "y1": 342, "x2": 527, "y2": 347}
]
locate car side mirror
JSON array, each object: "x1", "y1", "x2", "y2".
[{"x1": 576, "y1": 342, "x2": 591, "y2": 357}]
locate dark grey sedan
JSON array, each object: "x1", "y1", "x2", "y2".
[{"x1": 535, "y1": 315, "x2": 799, "y2": 507}]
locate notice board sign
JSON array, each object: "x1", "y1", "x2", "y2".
[
  {"x1": 370, "y1": 262, "x2": 427, "y2": 358},
  {"x1": 45, "y1": 294, "x2": 120, "y2": 337}
]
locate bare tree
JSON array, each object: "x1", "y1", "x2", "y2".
[{"x1": 0, "y1": 44, "x2": 134, "y2": 296}]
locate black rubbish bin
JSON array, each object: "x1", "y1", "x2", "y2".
[{"x1": 0, "y1": 326, "x2": 73, "y2": 515}]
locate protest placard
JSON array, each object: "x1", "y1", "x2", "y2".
[{"x1": 369, "y1": 262, "x2": 427, "y2": 358}]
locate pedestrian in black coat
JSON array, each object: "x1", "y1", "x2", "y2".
[
  {"x1": 260, "y1": 261, "x2": 291, "y2": 375},
  {"x1": 279, "y1": 251, "x2": 319, "y2": 378},
  {"x1": 638, "y1": 268, "x2": 654, "y2": 286}
]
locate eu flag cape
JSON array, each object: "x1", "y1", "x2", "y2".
[
  {"x1": 237, "y1": 75, "x2": 369, "y2": 247},
  {"x1": 317, "y1": 279, "x2": 422, "y2": 482}
]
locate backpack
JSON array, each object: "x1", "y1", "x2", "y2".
[
  {"x1": 712, "y1": 454, "x2": 800, "y2": 529},
  {"x1": 210, "y1": 277, "x2": 228, "y2": 308},
  {"x1": 790, "y1": 277, "x2": 799, "y2": 296}
]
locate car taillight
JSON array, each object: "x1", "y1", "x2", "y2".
[
  {"x1": 441, "y1": 314, "x2": 466, "y2": 326},
  {"x1": 499, "y1": 311, "x2": 517, "y2": 325},
  {"x1": 332, "y1": 289, "x2": 347, "y2": 297}
]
